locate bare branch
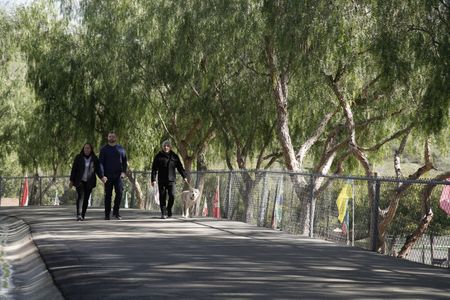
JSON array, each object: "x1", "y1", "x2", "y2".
[
  {"x1": 240, "y1": 58, "x2": 270, "y2": 77},
  {"x1": 190, "y1": 82, "x2": 201, "y2": 98},
  {"x1": 194, "y1": 125, "x2": 216, "y2": 158},
  {"x1": 184, "y1": 119, "x2": 202, "y2": 144},
  {"x1": 317, "y1": 139, "x2": 349, "y2": 173},
  {"x1": 360, "y1": 124, "x2": 415, "y2": 152},
  {"x1": 295, "y1": 108, "x2": 338, "y2": 168},
  {"x1": 324, "y1": 71, "x2": 372, "y2": 175},
  {"x1": 354, "y1": 74, "x2": 382, "y2": 105},
  {"x1": 264, "y1": 153, "x2": 282, "y2": 169},
  {"x1": 355, "y1": 108, "x2": 405, "y2": 128},
  {"x1": 157, "y1": 111, "x2": 176, "y2": 142},
  {"x1": 407, "y1": 25, "x2": 441, "y2": 48},
  {"x1": 256, "y1": 121, "x2": 276, "y2": 169},
  {"x1": 394, "y1": 127, "x2": 413, "y2": 179},
  {"x1": 379, "y1": 139, "x2": 436, "y2": 240}
]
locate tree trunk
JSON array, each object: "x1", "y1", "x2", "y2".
[
  {"x1": 397, "y1": 170, "x2": 450, "y2": 258},
  {"x1": 126, "y1": 169, "x2": 144, "y2": 209},
  {"x1": 243, "y1": 172, "x2": 265, "y2": 224},
  {"x1": 265, "y1": 36, "x2": 312, "y2": 234},
  {"x1": 32, "y1": 167, "x2": 58, "y2": 206},
  {"x1": 177, "y1": 125, "x2": 215, "y2": 189},
  {"x1": 40, "y1": 176, "x2": 57, "y2": 205},
  {"x1": 378, "y1": 140, "x2": 434, "y2": 251},
  {"x1": 194, "y1": 150, "x2": 207, "y2": 216},
  {"x1": 29, "y1": 172, "x2": 40, "y2": 206},
  {"x1": 397, "y1": 211, "x2": 433, "y2": 258}
]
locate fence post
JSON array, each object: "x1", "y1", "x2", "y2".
[
  {"x1": 258, "y1": 171, "x2": 269, "y2": 227},
  {"x1": 351, "y1": 180, "x2": 355, "y2": 247},
  {"x1": 39, "y1": 177, "x2": 43, "y2": 206},
  {"x1": 0, "y1": 176, "x2": 2, "y2": 206},
  {"x1": 370, "y1": 174, "x2": 380, "y2": 252},
  {"x1": 130, "y1": 171, "x2": 135, "y2": 208},
  {"x1": 430, "y1": 234, "x2": 434, "y2": 265},
  {"x1": 421, "y1": 244, "x2": 425, "y2": 263},
  {"x1": 226, "y1": 170, "x2": 233, "y2": 219},
  {"x1": 447, "y1": 248, "x2": 450, "y2": 269},
  {"x1": 308, "y1": 174, "x2": 316, "y2": 238}
]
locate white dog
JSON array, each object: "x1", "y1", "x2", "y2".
[{"x1": 181, "y1": 188, "x2": 200, "y2": 218}]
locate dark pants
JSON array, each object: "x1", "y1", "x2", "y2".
[
  {"x1": 76, "y1": 181, "x2": 92, "y2": 217},
  {"x1": 158, "y1": 182, "x2": 176, "y2": 216},
  {"x1": 104, "y1": 176, "x2": 123, "y2": 217}
]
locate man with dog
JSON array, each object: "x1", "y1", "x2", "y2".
[{"x1": 151, "y1": 140, "x2": 188, "y2": 219}]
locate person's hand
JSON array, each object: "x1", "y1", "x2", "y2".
[
  {"x1": 120, "y1": 172, "x2": 126, "y2": 179},
  {"x1": 151, "y1": 181, "x2": 156, "y2": 187},
  {"x1": 101, "y1": 176, "x2": 108, "y2": 184},
  {"x1": 183, "y1": 178, "x2": 189, "y2": 184},
  {"x1": 69, "y1": 181, "x2": 73, "y2": 189}
]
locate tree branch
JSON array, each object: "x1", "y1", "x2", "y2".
[
  {"x1": 394, "y1": 126, "x2": 413, "y2": 180},
  {"x1": 295, "y1": 108, "x2": 338, "y2": 169},
  {"x1": 324, "y1": 71, "x2": 372, "y2": 176},
  {"x1": 360, "y1": 124, "x2": 415, "y2": 152},
  {"x1": 256, "y1": 121, "x2": 277, "y2": 169}
]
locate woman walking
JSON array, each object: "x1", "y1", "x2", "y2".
[{"x1": 69, "y1": 143, "x2": 103, "y2": 221}]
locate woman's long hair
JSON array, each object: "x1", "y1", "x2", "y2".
[{"x1": 80, "y1": 143, "x2": 95, "y2": 156}]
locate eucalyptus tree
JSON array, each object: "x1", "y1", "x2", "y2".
[
  {"x1": 68, "y1": 0, "x2": 158, "y2": 162},
  {"x1": 370, "y1": 0, "x2": 450, "y2": 255},
  {"x1": 17, "y1": 1, "x2": 81, "y2": 175},
  {"x1": 133, "y1": 1, "x2": 265, "y2": 216},
  {"x1": 0, "y1": 10, "x2": 15, "y2": 164},
  {"x1": 181, "y1": 1, "x2": 279, "y2": 221},
  {"x1": 120, "y1": 1, "x2": 271, "y2": 176},
  {"x1": 127, "y1": 0, "x2": 231, "y2": 174},
  {"x1": 261, "y1": 0, "x2": 352, "y2": 234},
  {"x1": 261, "y1": 0, "x2": 450, "y2": 240},
  {"x1": 65, "y1": 0, "x2": 216, "y2": 208},
  {"x1": 213, "y1": 64, "x2": 279, "y2": 221},
  {"x1": 0, "y1": 9, "x2": 32, "y2": 172},
  {"x1": 309, "y1": 0, "x2": 450, "y2": 254},
  {"x1": 62, "y1": 0, "x2": 163, "y2": 208}
]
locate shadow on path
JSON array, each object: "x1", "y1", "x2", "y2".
[{"x1": 0, "y1": 207, "x2": 449, "y2": 300}]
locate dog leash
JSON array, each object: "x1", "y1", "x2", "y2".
[{"x1": 185, "y1": 180, "x2": 193, "y2": 190}]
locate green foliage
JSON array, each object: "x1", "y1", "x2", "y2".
[
  {"x1": 0, "y1": 8, "x2": 35, "y2": 174},
  {"x1": 373, "y1": 0, "x2": 450, "y2": 134},
  {"x1": 0, "y1": 0, "x2": 447, "y2": 178}
]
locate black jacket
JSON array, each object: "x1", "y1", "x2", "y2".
[
  {"x1": 151, "y1": 151, "x2": 187, "y2": 184},
  {"x1": 70, "y1": 153, "x2": 102, "y2": 189}
]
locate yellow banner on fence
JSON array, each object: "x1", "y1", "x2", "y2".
[{"x1": 336, "y1": 184, "x2": 352, "y2": 223}]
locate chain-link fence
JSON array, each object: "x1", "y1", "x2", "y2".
[{"x1": 0, "y1": 170, "x2": 449, "y2": 268}]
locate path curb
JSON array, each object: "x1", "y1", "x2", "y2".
[{"x1": 0, "y1": 215, "x2": 64, "y2": 300}]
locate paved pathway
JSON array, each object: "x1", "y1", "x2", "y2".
[{"x1": 1, "y1": 207, "x2": 449, "y2": 299}]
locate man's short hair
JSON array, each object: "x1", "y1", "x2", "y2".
[{"x1": 161, "y1": 140, "x2": 172, "y2": 148}]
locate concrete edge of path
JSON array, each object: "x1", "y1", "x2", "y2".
[{"x1": 0, "y1": 214, "x2": 64, "y2": 300}]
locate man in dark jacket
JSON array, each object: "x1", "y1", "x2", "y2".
[
  {"x1": 151, "y1": 140, "x2": 188, "y2": 219},
  {"x1": 69, "y1": 143, "x2": 102, "y2": 221},
  {"x1": 99, "y1": 132, "x2": 128, "y2": 220}
]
